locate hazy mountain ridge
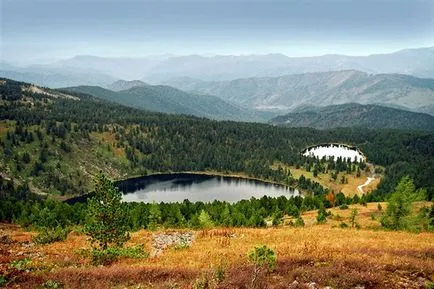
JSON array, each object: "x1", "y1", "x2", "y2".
[
  {"x1": 269, "y1": 103, "x2": 434, "y2": 131},
  {"x1": 0, "y1": 65, "x2": 116, "y2": 88},
  {"x1": 164, "y1": 70, "x2": 434, "y2": 115},
  {"x1": 61, "y1": 84, "x2": 262, "y2": 122},
  {"x1": 2, "y1": 47, "x2": 434, "y2": 86},
  {"x1": 108, "y1": 80, "x2": 149, "y2": 91}
]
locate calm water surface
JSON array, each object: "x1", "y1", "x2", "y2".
[
  {"x1": 302, "y1": 143, "x2": 365, "y2": 162},
  {"x1": 118, "y1": 173, "x2": 299, "y2": 203}
]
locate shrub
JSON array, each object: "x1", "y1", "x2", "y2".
[
  {"x1": 214, "y1": 265, "x2": 225, "y2": 284},
  {"x1": 90, "y1": 248, "x2": 118, "y2": 265},
  {"x1": 248, "y1": 245, "x2": 277, "y2": 287},
  {"x1": 33, "y1": 227, "x2": 68, "y2": 245},
  {"x1": 193, "y1": 274, "x2": 210, "y2": 289},
  {"x1": 9, "y1": 258, "x2": 31, "y2": 271},
  {"x1": 349, "y1": 208, "x2": 359, "y2": 228},
  {"x1": 339, "y1": 222, "x2": 349, "y2": 228},
  {"x1": 0, "y1": 275, "x2": 8, "y2": 287},
  {"x1": 174, "y1": 240, "x2": 190, "y2": 250},
  {"x1": 89, "y1": 245, "x2": 148, "y2": 265},
  {"x1": 316, "y1": 205, "x2": 329, "y2": 224},
  {"x1": 294, "y1": 216, "x2": 305, "y2": 227},
  {"x1": 339, "y1": 204, "x2": 349, "y2": 210},
  {"x1": 39, "y1": 280, "x2": 63, "y2": 289}
]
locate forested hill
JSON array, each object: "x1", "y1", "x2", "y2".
[
  {"x1": 61, "y1": 84, "x2": 262, "y2": 122},
  {"x1": 269, "y1": 103, "x2": 434, "y2": 131},
  {"x1": 0, "y1": 78, "x2": 433, "y2": 200},
  {"x1": 163, "y1": 70, "x2": 434, "y2": 115}
]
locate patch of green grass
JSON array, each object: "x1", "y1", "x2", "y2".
[
  {"x1": 33, "y1": 227, "x2": 69, "y2": 245},
  {"x1": 80, "y1": 245, "x2": 149, "y2": 265},
  {"x1": 9, "y1": 257, "x2": 32, "y2": 271}
]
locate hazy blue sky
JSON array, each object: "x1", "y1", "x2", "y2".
[{"x1": 1, "y1": 0, "x2": 433, "y2": 64}]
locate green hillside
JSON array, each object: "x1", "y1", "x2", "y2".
[
  {"x1": 270, "y1": 103, "x2": 434, "y2": 131},
  {"x1": 62, "y1": 84, "x2": 261, "y2": 122}
]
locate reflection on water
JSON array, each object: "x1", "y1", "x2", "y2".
[
  {"x1": 118, "y1": 173, "x2": 298, "y2": 203},
  {"x1": 302, "y1": 143, "x2": 365, "y2": 162}
]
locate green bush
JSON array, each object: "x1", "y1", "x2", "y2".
[
  {"x1": 174, "y1": 241, "x2": 190, "y2": 250},
  {"x1": 339, "y1": 222, "x2": 349, "y2": 228},
  {"x1": 193, "y1": 274, "x2": 210, "y2": 289},
  {"x1": 0, "y1": 275, "x2": 8, "y2": 286},
  {"x1": 294, "y1": 216, "x2": 305, "y2": 227},
  {"x1": 90, "y1": 248, "x2": 118, "y2": 265},
  {"x1": 33, "y1": 227, "x2": 68, "y2": 245},
  {"x1": 349, "y1": 208, "x2": 359, "y2": 228},
  {"x1": 316, "y1": 205, "x2": 329, "y2": 224},
  {"x1": 248, "y1": 245, "x2": 277, "y2": 287},
  {"x1": 89, "y1": 245, "x2": 149, "y2": 265},
  {"x1": 214, "y1": 265, "x2": 225, "y2": 283},
  {"x1": 339, "y1": 204, "x2": 349, "y2": 210},
  {"x1": 248, "y1": 245, "x2": 277, "y2": 272},
  {"x1": 39, "y1": 280, "x2": 63, "y2": 289},
  {"x1": 9, "y1": 257, "x2": 32, "y2": 271}
]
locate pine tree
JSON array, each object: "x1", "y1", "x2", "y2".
[{"x1": 84, "y1": 172, "x2": 130, "y2": 250}]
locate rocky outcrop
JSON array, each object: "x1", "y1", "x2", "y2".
[{"x1": 151, "y1": 231, "x2": 195, "y2": 257}]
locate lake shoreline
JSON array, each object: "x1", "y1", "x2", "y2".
[{"x1": 65, "y1": 171, "x2": 297, "y2": 204}]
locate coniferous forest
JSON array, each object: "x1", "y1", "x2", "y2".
[{"x1": 1, "y1": 78, "x2": 433, "y2": 230}]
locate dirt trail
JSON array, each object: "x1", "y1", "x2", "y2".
[{"x1": 357, "y1": 177, "x2": 375, "y2": 194}]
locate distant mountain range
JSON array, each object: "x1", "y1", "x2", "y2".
[
  {"x1": 1, "y1": 46, "x2": 434, "y2": 86},
  {"x1": 0, "y1": 63, "x2": 115, "y2": 88},
  {"x1": 62, "y1": 84, "x2": 262, "y2": 122},
  {"x1": 164, "y1": 70, "x2": 434, "y2": 115},
  {"x1": 269, "y1": 103, "x2": 434, "y2": 131},
  {"x1": 108, "y1": 80, "x2": 148, "y2": 91}
]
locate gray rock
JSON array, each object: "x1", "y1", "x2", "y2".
[{"x1": 151, "y1": 231, "x2": 195, "y2": 257}]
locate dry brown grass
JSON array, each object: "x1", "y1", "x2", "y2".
[
  {"x1": 1, "y1": 204, "x2": 433, "y2": 288},
  {"x1": 271, "y1": 161, "x2": 381, "y2": 197}
]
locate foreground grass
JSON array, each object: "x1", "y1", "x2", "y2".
[{"x1": 1, "y1": 203, "x2": 433, "y2": 289}]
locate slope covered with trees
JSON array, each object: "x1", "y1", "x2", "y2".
[
  {"x1": 270, "y1": 103, "x2": 434, "y2": 131},
  {"x1": 1, "y1": 78, "x2": 433, "y2": 201},
  {"x1": 62, "y1": 84, "x2": 261, "y2": 121}
]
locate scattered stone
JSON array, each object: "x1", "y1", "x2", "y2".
[
  {"x1": 417, "y1": 277, "x2": 426, "y2": 288},
  {"x1": 354, "y1": 286, "x2": 365, "y2": 289},
  {"x1": 289, "y1": 280, "x2": 300, "y2": 288},
  {"x1": 306, "y1": 282, "x2": 318, "y2": 289},
  {"x1": 151, "y1": 231, "x2": 195, "y2": 257},
  {"x1": 20, "y1": 241, "x2": 34, "y2": 248}
]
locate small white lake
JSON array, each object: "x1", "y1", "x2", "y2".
[{"x1": 302, "y1": 144, "x2": 365, "y2": 162}]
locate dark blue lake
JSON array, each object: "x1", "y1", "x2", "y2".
[{"x1": 116, "y1": 173, "x2": 299, "y2": 203}]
